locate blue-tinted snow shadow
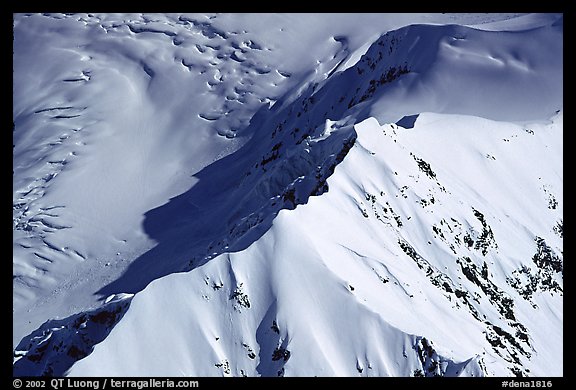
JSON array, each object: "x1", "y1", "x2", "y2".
[
  {"x1": 95, "y1": 24, "x2": 423, "y2": 298},
  {"x1": 95, "y1": 113, "x2": 274, "y2": 297},
  {"x1": 396, "y1": 114, "x2": 419, "y2": 129},
  {"x1": 95, "y1": 95, "x2": 352, "y2": 298},
  {"x1": 255, "y1": 300, "x2": 291, "y2": 377},
  {"x1": 13, "y1": 297, "x2": 131, "y2": 376}
]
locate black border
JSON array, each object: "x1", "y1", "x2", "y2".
[{"x1": 9, "y1": 8, "x2": 569, "y2": 386}]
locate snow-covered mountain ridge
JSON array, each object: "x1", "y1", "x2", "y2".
[{"x1": 13, "y1": 13, "x2": 562, "y2": 377}]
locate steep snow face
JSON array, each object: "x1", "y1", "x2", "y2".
[
  {"x1": 66, "y1": 111, "x2": 562, "y2": 377},
  {"x1": 15, "y1": 12, "x2": 518, "y2": 348},
  {"x1": 14, "y1": 13, "x2": 562, "y2": 377}
]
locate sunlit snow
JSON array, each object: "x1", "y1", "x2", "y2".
[{"x1": 13, "y1": 13, "x2": 562, "y2": 377}]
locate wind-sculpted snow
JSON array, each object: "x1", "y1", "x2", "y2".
[
  {"x1": 13, "y1": 13, "x2": 562, "y2": 377},
  {"x1": 16, "y1": 12, "x2": 455, "y2": 345},
  {"x1": 13, "y1": 12, "x2": 368, "y2": 346},
  {"x1": 92, "y1": 16, "x2": 564, "y2": 299},
  {"x1": 66, "y1": 111, "x2": 562, "y2": 377}
]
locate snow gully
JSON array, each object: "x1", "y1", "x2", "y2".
[{"x1": 51, "y1": 379, "x2": 100, "y2": 390}]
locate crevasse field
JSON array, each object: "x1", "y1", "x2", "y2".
[{"x1": 13, "y1": 13, "x2": 562, "y2": 377}]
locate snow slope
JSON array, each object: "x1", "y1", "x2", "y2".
[
  {"x1": 68, "y1": 111, "x2": 563, "y2": 377},
  {"x1": 13, "y1": 13, "x2": 562, "y2": 377},
  {"x1": 14, "y1": 11, "x2": 504, "y2": 347}
]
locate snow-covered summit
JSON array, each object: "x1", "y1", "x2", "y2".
[{"x1": 13, "y1": 13, "x2": 562, "y2": 377}]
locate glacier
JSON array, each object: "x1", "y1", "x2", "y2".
[{"x1": 13, "y1": 13, "x2": 562, "y2": 377}]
